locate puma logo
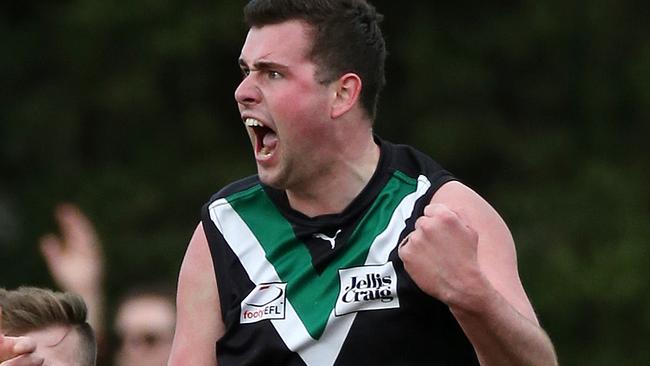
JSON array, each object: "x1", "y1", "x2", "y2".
[{"x1": 313, "y1": 229, "x2": 342, "y2": 249}]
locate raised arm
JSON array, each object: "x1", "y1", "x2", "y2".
[
  {"x1": 39, "y1": 204, "x2": 105, "y2": 340},
  {"x1": 398, "y1": 181, "x2": 557, "y2": 365},
  {"x1": 167, "y1": 223, "x2": 224, "y2": 366}
]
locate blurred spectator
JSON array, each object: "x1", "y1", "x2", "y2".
[
  {"x1": 113, "y1": 286, "x2": 175, "y2": 366},
  {"x1": 39, "y1": 203, "x2": 175, "y2": 366},
  {"x1": 0, "y1": 286, "x2": 97, "y2": 366}
]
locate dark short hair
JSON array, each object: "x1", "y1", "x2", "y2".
[
  {"x1": 0, "y1": 287, "x2": 97, "y2": 366},
  {"x1": 244, "y1": 0, "x2": 387, "y2": 120},
  {"x1": 117, "y1": 282, "x2": 176, "y2": 310}
]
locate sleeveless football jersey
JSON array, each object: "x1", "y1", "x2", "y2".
[{"x1": 202, "y1": 137, "x2": 479, "y2": 365}]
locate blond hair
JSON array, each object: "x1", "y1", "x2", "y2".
[{"x1": 0, "y1": 286, "x2": 96, "y2": 365}]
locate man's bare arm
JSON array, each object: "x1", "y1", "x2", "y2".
[
  {"x1": 168, "y1": 223, "x2": 225, "y2": 366},
  {"x1": 399, "y1": 181, "x2": 557, "y2": 365}
]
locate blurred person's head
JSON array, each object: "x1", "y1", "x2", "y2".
[
  {"x1": 113, "y1": 285, "x2": 175, "y2": 366},
  {"x1": 0, "y1": 286, "x2": 97, "y2": 366}
]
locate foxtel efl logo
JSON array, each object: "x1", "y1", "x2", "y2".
[
  {"x1": 240, "y1": 282, "x2": 287, "y2": 324},
  {"x1": 335, "y1": 262, "x2": 400, "y2": 316}
]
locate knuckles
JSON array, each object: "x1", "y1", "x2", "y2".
[
  {"x1": 430, "y1": 205, "x2": 461, "y2": 226},
  {"x1": 408, "y1": 203, "x2": 478, "y2": 248},
  {"x1": 416, "y1": 205, "x2": 462, "y2": 233},
  {"x1": 423, "y1": 203, "x2": 452, "y2": 217},
  {"x1": 414, "y1": 216, "x2": 435, "y2": 233}
]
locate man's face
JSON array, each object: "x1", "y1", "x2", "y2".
[
  {"x1": 235, "y1": 20, "x2": 339, "y2": 190},
  {"x1": 113, "y1": 295, "x2": 175, "y2": 366},
  {"x1": 25, "y1": 325, "x2": 85, "y2": 366}
]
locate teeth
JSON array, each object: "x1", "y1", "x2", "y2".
[{"x1": 244, "y1": 118, "x2": 264, "y2": 127}]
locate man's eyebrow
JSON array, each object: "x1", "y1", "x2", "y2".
[{"x1": 238, "y1": 58, "x2": 288, "y2": 71}]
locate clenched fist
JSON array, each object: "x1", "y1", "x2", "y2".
[{"x1": 398, "y1": 203, "x2": 489, "y2": 307}]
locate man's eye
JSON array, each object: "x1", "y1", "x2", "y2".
[
  {"x1": 268, "y1": 71, "x2": 282, "y2": 79},
  {"x1": 241, "y1": 68, "x2": 251, "y2": 78}
]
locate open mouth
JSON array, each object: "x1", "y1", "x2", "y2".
[{"x1": 244, "y1": 118, "x2": 278, "y2": 158}]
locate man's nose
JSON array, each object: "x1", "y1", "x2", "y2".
[{"x1": 234, "y1": 74, "x2": 261, "y2": 106}]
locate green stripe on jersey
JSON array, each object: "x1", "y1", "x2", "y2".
[{"x1": 226, "y1": 171, "x2": 417, "y2": 340}]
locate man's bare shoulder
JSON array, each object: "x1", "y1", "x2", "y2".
[{"x1": 168, "y1": 223, "x2": 223, "y2": 366}]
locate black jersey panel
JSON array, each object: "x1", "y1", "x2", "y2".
[{"x1": 202, "y1": 137, "x2": 477, "y2": 365}]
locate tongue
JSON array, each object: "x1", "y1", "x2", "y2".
[{"x1": 262, "y1": 131, "x2": 278, "y2": 150}]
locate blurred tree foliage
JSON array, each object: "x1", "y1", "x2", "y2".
[{"x1": 1, "y1": 0, "x2": 648, "y2": 364}]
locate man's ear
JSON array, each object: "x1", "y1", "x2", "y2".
[{"x1": 331, "y1": 73, "x2": 362, "y2": 119}]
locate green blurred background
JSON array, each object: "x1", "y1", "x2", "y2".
[{"x1": 1, "y1": 1, "x2": 648, "y2": 364}]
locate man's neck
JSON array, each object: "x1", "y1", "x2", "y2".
[{"x1": 286, "y1": 132, "x2": 380, "y2": 218}]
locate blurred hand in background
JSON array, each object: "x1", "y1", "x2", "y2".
[{"x1": 39, "y1": 203, "x2": 105, "y2": 340}]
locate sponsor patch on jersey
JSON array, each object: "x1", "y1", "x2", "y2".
[
  {"x1": 241, "y1": 282, "x2": 287, "y2": 324},
  {"x1": 335, "y1": 262, "x2": 399, "y2": 316}
]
